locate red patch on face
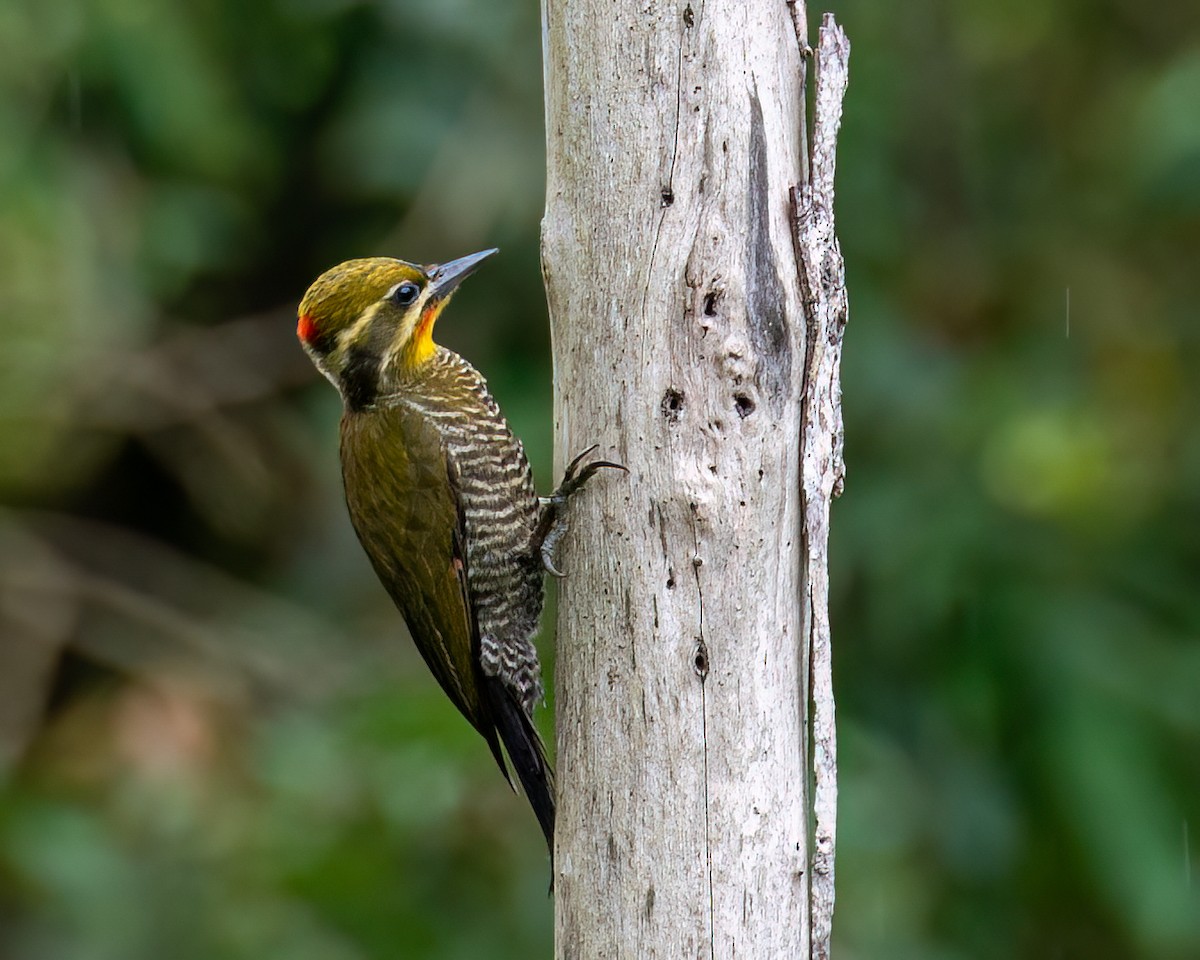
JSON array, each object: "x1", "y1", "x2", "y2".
[{"x1": 297, "y1": 313, "x2": 318, "y2": 344}]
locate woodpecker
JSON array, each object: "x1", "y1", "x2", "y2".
[{"x1": 296, "y1": 249, "x2": 618, "y2": 856}]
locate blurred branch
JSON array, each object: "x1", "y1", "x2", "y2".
[
  {"x1": 86, "y1": 308, "x2": 317, "y2": 430},
  {"x1": 0, "y1": 521, "x2": 75, "y2": 774},
  {"x1": 65, "y1": 308, "x2": 320, "y2": 538},
  {"x1": 0, "y1": 510, "x2": 367, "y2": 742}
]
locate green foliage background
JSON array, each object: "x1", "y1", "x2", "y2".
[{"x1": 0, "y1": 1, "x2": 1197, "y2": 957}]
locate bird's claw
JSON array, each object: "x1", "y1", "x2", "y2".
[
  {"x1": 535, "y1": 447, "x2": 626, "y2": 577},
  {"x1": 556, "y1": 445, "x2": 627, "y2": 500},
  {"x1": 541, "y1": 541, "x2": 567, "y2": 579}
]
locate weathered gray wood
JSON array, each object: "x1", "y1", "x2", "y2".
[
  {"x1": 542, "y1": 1, "x2": 849, "y2": 956},
  {"x1": 793, "y1": 16, "x2": 851, "y2": 960}
]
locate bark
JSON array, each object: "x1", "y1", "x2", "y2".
[{"x1": 541, "y1": 2, "x2": 849, "y2": 956}]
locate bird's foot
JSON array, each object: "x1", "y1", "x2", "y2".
[{"x1": 535, "y1": 445, "x2": 626, "y2": 577}]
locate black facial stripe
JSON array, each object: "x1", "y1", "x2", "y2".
[
  {"x1": 307, "y1": 329, "x2": 337, "y2": 357},
  {"x1": 342, "y1": 345, "x2": 382, "y2": 412}
]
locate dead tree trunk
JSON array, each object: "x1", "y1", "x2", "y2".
[{"x1": 541, "y1": 2, "x2": 849, "y2": 956}]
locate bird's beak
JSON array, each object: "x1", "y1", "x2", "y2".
[{"x1": 428, "y1": 248, "x2": 498, "y2": 299}]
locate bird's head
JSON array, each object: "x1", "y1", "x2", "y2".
[{"x1": 296, "y1": 248, "x2": 496, "y2": 403}]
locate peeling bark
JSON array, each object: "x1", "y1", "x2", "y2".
[{"x1": 792, "y1": 17, "x2": 851, "y2": 960}]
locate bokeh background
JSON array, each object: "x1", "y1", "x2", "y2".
[{"x1": 0, "y1": 1, "x2": 1197, "y2": 957}]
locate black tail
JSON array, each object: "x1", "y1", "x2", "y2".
[{"x1": 483, "y1": 676, "x2": 555, "y2": 860}]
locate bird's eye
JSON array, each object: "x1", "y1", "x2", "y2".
[{"x1": 392, "y1": 281, "x2": 421, "y2": 306}]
